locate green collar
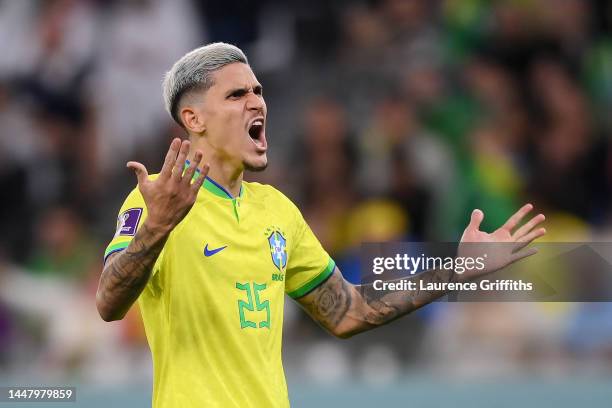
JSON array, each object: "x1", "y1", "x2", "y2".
[
  {"x1": 202, "y1": 175, "x2": 243, "y2": 199},
  {"x1": 185, "y1": 160, "x2": 243, "y2": 199}
]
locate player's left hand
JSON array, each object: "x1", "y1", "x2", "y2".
[{"x1": 457, "y1": 203, "x2": 546, "y2": 281}]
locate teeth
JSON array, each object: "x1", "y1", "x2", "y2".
[{"x1": 252, "y1": 119, "x2": 263, "y2": 126}]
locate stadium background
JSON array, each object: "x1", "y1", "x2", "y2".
[{"x1": 1, "y1": 0, "x2": 612, "y2": 406}]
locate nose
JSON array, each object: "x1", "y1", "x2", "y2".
[{"x1": 246, "y1": 91, "x2": 264, "y2": 113}]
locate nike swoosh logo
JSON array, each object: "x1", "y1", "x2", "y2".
[{"x1": 204, "y1": 244, "x2": 227, "y2": 257}]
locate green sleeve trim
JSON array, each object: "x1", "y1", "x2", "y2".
[
  {"x1": 104, "y1": 241, "x2": 130, "y2": 263},
  {"x1": 287, "y1": 257, "x2": 336, "y2": 299}
]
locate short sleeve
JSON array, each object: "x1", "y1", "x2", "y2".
[
  {"x1": 285, "y1": 207, "x2": 335, "y2": 299},
  {"x1": 103, "y1": 186, "x2": 147, "y2": 264}
]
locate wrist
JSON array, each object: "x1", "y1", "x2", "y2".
[
  {"x1": 453, "y1": 266, "x2": 478, "y2": 283},
  {"x1": 142, "y1": 218, "x2": 174, "y2": 237}
]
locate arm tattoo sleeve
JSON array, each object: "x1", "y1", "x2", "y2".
[
  {"x1": 297, "y1": 271, "x2": 353, "y2": 334},
  {"x1": 297, "y1": 267, "x2": 458, "y2": 338},
  {"x1": 96, "y1": 223, "x2": 168, "y2": 320}
]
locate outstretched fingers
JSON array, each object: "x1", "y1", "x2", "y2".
[
  {"x1": 191, "y1": 163, "x2": 210, "y2": 193},
  {"x1": 467, "y1": 209, "x2": 484, "y2": 231},
  {"x1": 513, "y1": 227, "x2": 546, "y2": 252},
  {"x1": 182, "y1": 150, "x2": 203, "y2": 186},
  {"x1": 513, "y1": 213, "x2": 545, "y2": 240},
  {"x1": 160, "y1": 138, "x2": 181, "y2": 179},
  {"x1": 172, "y1": 140, "x2": 191, "y2": 181},
  {"x1": 500, "y1": 203, "x2": 533, "y2": 233},
  {"x1": 510, "y1": 246, "x2": 539, "y2": 263},
  {"x1": 127, "y1": 161, "x2": 149, "y2": 186}
]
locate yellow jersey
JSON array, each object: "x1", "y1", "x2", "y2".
[{"x1": 104, "y1": 174, "x2": 335, "y2": 407}]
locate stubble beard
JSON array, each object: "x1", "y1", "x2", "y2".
[{"x1": 244, "y1": 159, "x2": 268, "y2": 172}]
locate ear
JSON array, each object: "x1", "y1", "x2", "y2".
[{"x1": 180, "y1": 105, "x2": 206, "y2": 134}]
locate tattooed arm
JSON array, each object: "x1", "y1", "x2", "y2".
[
  {"x1": 296, "y1": 267, "x2": 457, "y2": 338},
  {"x1": 96, "y1": 223, "x2": 169, "y2": 321},
  {"x1": 96, "y1": 139, "x2": 208, "y2": 321},
  {"x1": 296, "y1": 205, "x2": 546, "y2": 338}
]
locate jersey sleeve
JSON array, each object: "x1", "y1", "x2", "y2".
[
  {"x1": 285, "y1": 205, "x2": 336, "y2": 299},
  {"x1": 103, "y1": 186, "x2": 148, "y2": 264}
]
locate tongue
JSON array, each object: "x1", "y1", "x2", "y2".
[{"x1": 252, "y1": 136, "x2": 264, "y2": 147}]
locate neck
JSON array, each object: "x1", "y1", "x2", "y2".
[
  {"x1": 206, "y1": 161, "x2": 244, "y2": 198},
  {"x1": 188, "y1": 138, "x2": 244, "y2": 198}
]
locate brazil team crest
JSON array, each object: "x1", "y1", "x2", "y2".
[{"x1": 266, "y1": 227, "x2": 287, "y2": 271}]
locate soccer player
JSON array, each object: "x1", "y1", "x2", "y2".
[{"x1": 96, "y1": 43, "x2": 546, "y2": 407}]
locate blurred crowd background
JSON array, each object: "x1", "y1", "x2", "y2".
[{"x1": 1, "y1": 0, "x2": 612, "y2": 405}]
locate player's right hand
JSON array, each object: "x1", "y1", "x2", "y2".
[{"x1": 127, "y1": 138, "x2": 208, "y2": 233}]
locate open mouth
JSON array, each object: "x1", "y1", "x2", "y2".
[{"x1": 247, "y1": 118, "x2": 267, "y2": 151}]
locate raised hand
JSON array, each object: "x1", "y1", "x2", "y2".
[
  {"x1": 457, "y1": 204, "x2": 546, "y2": 280},
  {"x1": 127, "y1": 138, "x2": 208, "y2": 233}
]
